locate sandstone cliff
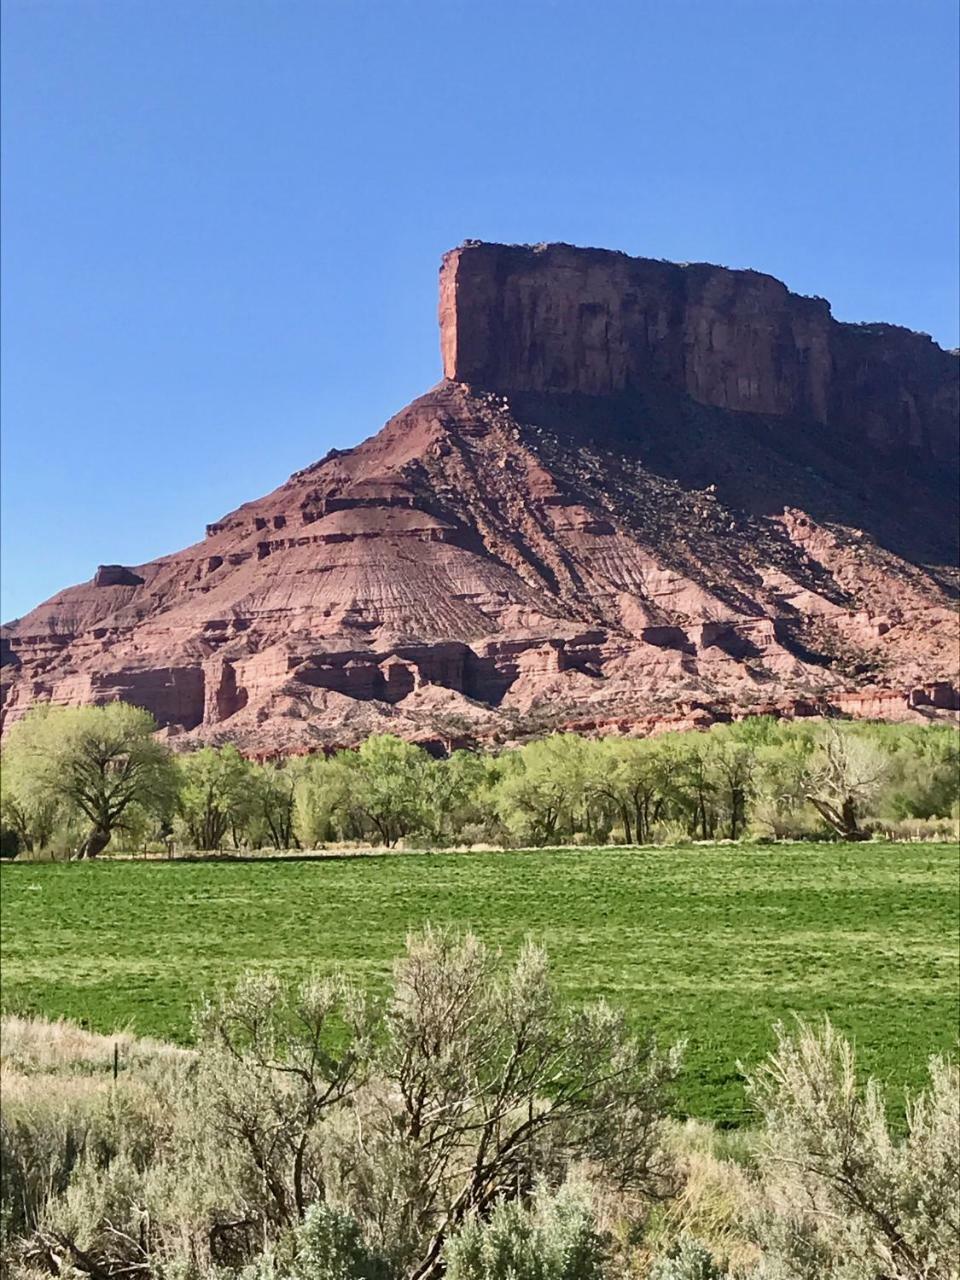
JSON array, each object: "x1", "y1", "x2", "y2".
[
  {"x1": 440, "y1": 242, "x2": 959, "y2": 466},
  {"x1": 3, "y1": 242, "x2": 958, "y2": 750}
]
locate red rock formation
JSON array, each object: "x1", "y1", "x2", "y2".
[
  {"x1": 2, "y1": 243, "x2": 958, "y2": 750},
  {"x1": 440, "y1": 242, "x2": 959, "y2": 466}
]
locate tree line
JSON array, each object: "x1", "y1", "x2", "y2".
[{"x1": 1, "y1": 702, "x2": 957, "y2": 858}]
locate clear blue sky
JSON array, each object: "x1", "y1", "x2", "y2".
[{"x1": 2, "y1": 0, "x2": 958, "y2": 622}]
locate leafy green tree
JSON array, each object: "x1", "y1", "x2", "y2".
[
  {"x1": 176, "y1": 744, "x2": 252, "y2": 851},
  {"x1": 495, "y1": 735, "x2": 590, "y2": 845},
  {"x1": 352, "y1": 735, "x2": 430, "y2": 847},
  {"x1": 0, "y1": 748, "x2": 63, "y2": 854},
  {"x1": 293, "y1": 753, "x2": 359, "y2": 847},
  {"x1": 872, "y1": 723, "x2": 960, "y2": 820},
  {"x1": 585, "y1": 737, "x2": 669, "y2": 844},
  {"x1": 247, "y1": 762, "x2": 299, "y2": 850},
  {"x1": 0, "y1": 703, "x2": 176, "y2": 857},
  {"x1": 722, "y1": 714, "x2": 784, "y2": 748},
  {"x1": 417, "y1": 750, "x2": 495, "y2": 845},
  {"x1": 659, "y1": 734, "x2": 719, "y2": 841},
  {"x1": 294, "y1": 737, "x2": 430, "y2": 849},
  {"x1": 751, "y1": 727, "x2": 816, "y2": 838},
  {"x1": 111, "y1": 800, "x2": 161, "y2": 855},
  {"x1": 707, "y1": 735, "x2": 756, "y2": 840}
]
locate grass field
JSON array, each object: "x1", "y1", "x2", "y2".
[{"x1": 1, "y1": 842, "x2": 957, "y2": 1126}]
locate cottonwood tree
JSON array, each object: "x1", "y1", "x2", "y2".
[
  {"x1": 495, "y1": 735, "x2": 590, "y2": 844},
  {"x1": 0, "y1": 754, "x2": 63, "y2": 854},
  {"x1": 351, "y1": 735, "x2": 431, "y2": 847},
  {"x1": 293, "y1": 737, "x2": 428, "y2": 848},
  {"x1": 661, "y1": 736, "x2": 720, "y2": 841},
  {"x1": 292, "y1": 753, "x2": 357, "y2": 847},
  {"x1": 873, "y1": 722, "x2": 960, "y2": 821},
  {"x1": 176, "y1": 745, "x2": 252, "y2": 851},
  {"x1": 592, "y1": 738, "x2": 669, "y2": 845},
  {"x1": 0, "y1": 703, "x2": 177, "y2": 857},
  {"x1": 752, "y1": 730, "x2": 816, "y2": 838},
  {"x1": 418, "y1": 750, "x2": 492, "y2": 845},
  {"x1": 247, "y1": 762, "x2": 299, "y2": 849},
  {"x1": 804, "y1": 724, "x2": 889, "y2": 840},
  {"x1": 709, "y1": 739, "x2": 757, "y2": 841}
]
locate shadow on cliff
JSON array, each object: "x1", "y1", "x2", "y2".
[{"x1": 506, "y1": 387, "x2": 960, "y2": 581}]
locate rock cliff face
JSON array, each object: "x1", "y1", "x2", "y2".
[
  {"x1": 2, "y1": 242, "x2": 958, "y2": 751},
  {"x1": 440, "y1": 242, "x2": 959, "y2": 465}
]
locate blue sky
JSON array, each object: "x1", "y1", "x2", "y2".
[{"x1": 2, "y1": 0, "x2": 958, "y2": 621}]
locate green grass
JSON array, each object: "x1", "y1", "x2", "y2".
[{"x1": 1, "y1": 843, "x2": 957, "y2": 1126}]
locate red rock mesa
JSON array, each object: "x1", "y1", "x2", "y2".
[{"x1": 3, "y1": 242, "x2": 958, "y2": 751}]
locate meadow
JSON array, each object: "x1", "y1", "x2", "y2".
[{"x1": 1, "y1": 841, "x2": 957, "y2": 1126}]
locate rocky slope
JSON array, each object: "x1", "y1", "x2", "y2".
[{"x1": 2, "y1": 242, "x2": 958, "y2": 751}]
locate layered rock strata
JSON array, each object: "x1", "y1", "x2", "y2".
[{"x1": 2, "y1": 242, "x2": 957, "y2": 751}]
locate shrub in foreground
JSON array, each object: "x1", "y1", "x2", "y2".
[
  {"x1": 247, "y1": 1202, "x2": 391, "y2": 1280},
  {"x1": 648, "y1": 1235, "x2": 731, "y2": 1280},
  {"x1": 1, "y1": 969, "x2": 958, "y2": 1279},
  {"x1": 746, "y1": 1019, "x2": 959, "y2": 1280},
  {"x1": 2, "y1": 930, "x2": 680, "y2": 1279},
  {"x1": 443, "y1": 1182, "x2": 607, "y2": 1280},
  {"x1": 296, "y1": 929, "x2": 681, "y2": 1275}
]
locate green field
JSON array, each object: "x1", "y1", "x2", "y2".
[{"x1": 1, "y1": 843, "x2": 957, "y2": 1125}]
